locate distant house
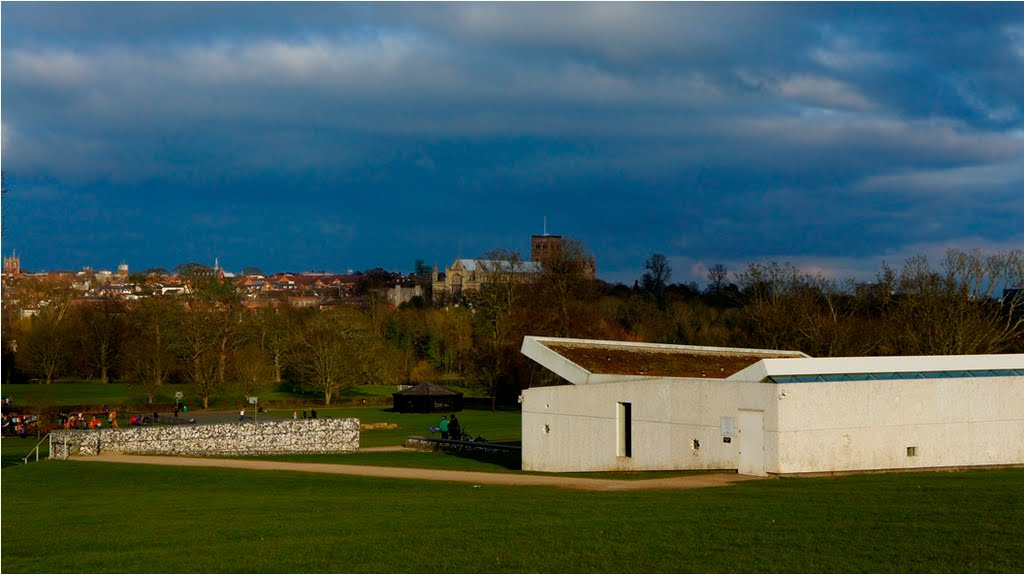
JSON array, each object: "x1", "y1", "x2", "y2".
[
  {"x1": 288, "y1": 296, "x2": 321, "y2": 309},
  {"x1": 158, "y1": 282, "x2": 190, "y2": 296},
  {"x1": 520, "y1": 336, "x2": 1024, "y2": 476},
  {"x1": 98, "y1": 283, "x2": 140, "y2": 300}
]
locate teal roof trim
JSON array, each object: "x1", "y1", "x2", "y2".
[{"x1": 769, "y1": 369, "x2": 1024, "y2": 384}]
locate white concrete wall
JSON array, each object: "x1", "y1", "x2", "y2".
[
  {"x1": 521, "y1": 379, "x2": 777, "y2": 473},
  {"x1": 774, "y1": 376, "x2": 1024, "y2": 474},
  {"x1": 523, "y1": 375, "x2": 1024, "y2": 474}
]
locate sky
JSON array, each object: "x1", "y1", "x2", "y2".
[{"x1": 2, "y1": 3, "x2": 1023, "y2": 285}]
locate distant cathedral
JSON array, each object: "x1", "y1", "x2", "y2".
[
  {"x1": 3, "y1": 251, "x2": 21, "y2": 277},
  {"x1": 530, "y1": 233, "x2": 563, "y2": 264},
  {"x1": 530, "y1": 219, "x2": 595, "y2": 277}
]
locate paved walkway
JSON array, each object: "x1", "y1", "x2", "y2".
[{"x1": 75, "y1": 453, "x2": 762, "y2": 491}]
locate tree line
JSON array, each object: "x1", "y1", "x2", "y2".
[{"x1": 3, "y1": 246, "x2": 1022, "y2": 408}]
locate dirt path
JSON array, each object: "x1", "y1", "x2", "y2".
[{"x1": 75, "y1": 453, "x2": 762, "y2": 491}]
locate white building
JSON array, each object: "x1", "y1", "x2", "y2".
[{"x1": 520, "y1": 336, "x2": 1024, "y2": 476}]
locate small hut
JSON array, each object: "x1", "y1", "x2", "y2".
[{"x1": 392, "y1": 382, "x2": 464, "y2": 413}]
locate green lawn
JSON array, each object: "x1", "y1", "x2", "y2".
[
  {"x1": 0, "y1": 381, "x2": 156, "y2": 407},
  {"x1": 262, "y1": 406, "x2": 522, "y2": 447},
  {"x1": 0, "y1": 382, "x2": 485, "y2": 410},
  {"x1": 2, "y1": 459, "x2": 1021, "y2": 573}
]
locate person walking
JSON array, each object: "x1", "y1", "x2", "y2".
[
  {"x1": 439, "y1": 415, "x2": 449, "y2": 439},
  {"x1": 448, "y1": 414, "x2": 461, "y2": 441},
  {"x1": 239, "y1": 408, "x2": 246, "y2": 422}
]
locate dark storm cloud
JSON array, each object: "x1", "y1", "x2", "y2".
[{"x1": 2, "y1": 3, "x2": 1022, "y2": 281}]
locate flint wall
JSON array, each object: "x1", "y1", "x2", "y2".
[{"x1": 49, "y1": 418, "x2": 360, "y2": 458}]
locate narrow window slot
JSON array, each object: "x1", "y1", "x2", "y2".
[{"x1": 617, "y1": 402, "x2": 632, "y2": 458}]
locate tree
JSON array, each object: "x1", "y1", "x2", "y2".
[
  {"x1": 68, "y1": 299, "x2": 128, "y2": 384},
  {"x1": 122, "y1": 297, "x2": 181, "y2": 403},
  {"x1": 291, "y1": 308, "x2": 374, "y2": 405},
  {"x1": 246, "y1": 307, "x2": 305, "y2": 384},
  {"x1": 424, "y1": 307, "x2": 473, "y2": 375},
  {"x1": 384, "y1": 308, "x2": 426, "y2": 383},
  {"x1": 174, "y1": 262, "x2": 212, "y2": 279},
  {"x1": 357, "y1": 267, "x2": 398, "y2": 334},
  {"x1": 13, "y1": 281, "x2": 75, "y2": 383},
  {"x1": 230, "y1": 345, "x2": 275, "y2": 400},
  {"x1": 706, "y1": 264, "x2": 729, "y2": 294},
  {"x1": 735, "y1": 261, "x2": 870, "y2": 356},
  {"x1": 642, "y1": 253, "x2": 672, "y2": 309},
  {"x1": 409, "y1": 360, "x2": 440, "y2": 383},
  {"x1": 531, "y1": 238, "x2": 602, "y2": 337},
  {"x1": 17, "y1": 311, "x2": 70, "y2": 384},
  {"x1": 179, "y1": 300, "x2": 221, "y2": 408},
  {"x1": 884, "y1": 249, "x2": 1024, "y2": 355},
  {"x1": 469, "y1": 250, "x2": 529, "y2": 410}
]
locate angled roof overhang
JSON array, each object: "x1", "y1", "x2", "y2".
[{"x1": 521, "y1": 336, "x2": 807, "y2": 385}]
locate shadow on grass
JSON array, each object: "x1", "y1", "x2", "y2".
[
  {"x1": 441, "y1": 447, "x2": 522, "y2": 471},
  {"x1": 1, "y1": 439, "x2": 47, "y2": 469}
]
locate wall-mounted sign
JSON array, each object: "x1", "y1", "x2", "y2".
[{"x1": 720, "y1": 416, "x2": 735, "y2": 438}]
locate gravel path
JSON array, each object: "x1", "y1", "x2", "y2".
[{"x1": 75, "y1": 453, "x2": 762, "y2": 491}]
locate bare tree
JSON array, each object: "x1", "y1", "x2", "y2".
[
  {"x1": 736, "y1": 261, "x2": 870, "y2": 356},
  {"x1": 534, "y1": 238, "x2": 601, "y2": 337},
  {"x1": 17, "y1": 311, "x2": 70, "y2": 384},
  {"x1": 69, "y1": 299, "x2": 127, "y2": 384},
  {"x1": 642, "y1": 253, "x2": 672, "y2": 309},
  {"x1": 471, "y1": 250, "x2": 529, "y2": 410},
  {"x1": 887, "y1": 249, "x2": 1024, "y2": 355},
  {"x1": 230, "y1": 345, "x2": 275, "y2": 400},
  {"x1": 247, "y1": 307, "x2": 305, "y2": 383},
  {"x1": 706, "y1": 264, "x2": 729, "y2": 294},
  {"x1": 122, "y1": 297, "x2": 181, "y2": 403},
  {"x1": 178, "y1": 297, "x2": 225, "y2": 409}
]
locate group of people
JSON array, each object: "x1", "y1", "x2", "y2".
[
  {"x1": 290, "y1": 409, "x2": 318, "y2": 420},
  {"x1": 439, "y1": 414, "x2": 461, "y2": 440},
  {"x1": 58, "y1": 411, "x2": 120, "y2": 430},
  {"x1": 2, "y1": 414, "x2": 37, "y2": 438}
]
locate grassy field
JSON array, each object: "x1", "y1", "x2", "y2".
[
  {"x1": 6, "y1": 380, "x2": 1020, "y2": 571},
  {"x1": 0, "y1": 382, "x2": 486, "y2": 410},
  {"x1": 261, "y1": 406, "x2": 522, "y2": 448},
  {"x1": 2, "y1": 457, "x2": 1021, "y2": 573},
  {"x1": 0, "y1": 405, "x2": 522, "y2": 466}
]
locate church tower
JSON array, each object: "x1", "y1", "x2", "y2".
[{"x1": 531, "y1": 217, "x2": 563, "y2": 264}]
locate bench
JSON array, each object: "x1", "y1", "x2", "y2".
[{"x1": 404, "y1": 435, "x2": 521, "y2": 455}]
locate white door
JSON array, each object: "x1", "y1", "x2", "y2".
[{"x1": 738, "y1": 410, "x2": 766, "y2": 476}]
